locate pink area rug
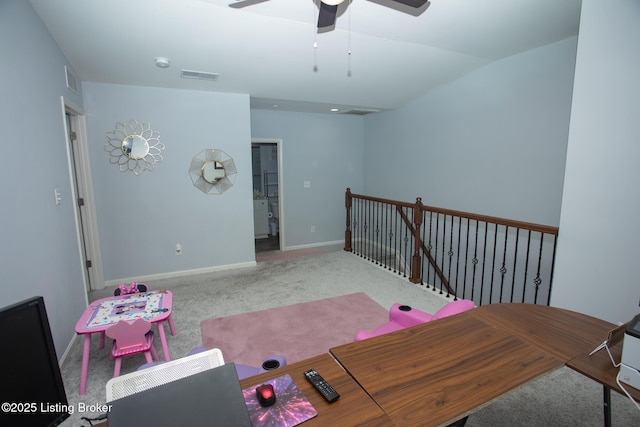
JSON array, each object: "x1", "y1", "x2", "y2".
[
  {"x1": 200, "y1": 292, "x2": 388, "y2": 367},
  {"x1": 256, "y1": 248, "x2": 322, "y2": 263}
]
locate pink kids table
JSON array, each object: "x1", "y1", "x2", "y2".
[{"x1": 74, "y1": 290, "x2": 175, "y2": 394}]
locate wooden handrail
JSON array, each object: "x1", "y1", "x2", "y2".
[
  {"x1": 347, "y1": 190, "x2": 558, "y2": 236},
  {"x1": 344, "y1": 189, "x2": 559, "y2": 305}
]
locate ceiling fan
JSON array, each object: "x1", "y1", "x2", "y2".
[{"x1": 229, "y1": 0, "x2": 431, "y2": 30}]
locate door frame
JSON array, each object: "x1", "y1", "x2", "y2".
[
  {"x1": 252, "y1": 138, "x2": 284, "y2": 250},
  {"x1": 61, "y1": 97, "x2": 105, "y2": 291}
]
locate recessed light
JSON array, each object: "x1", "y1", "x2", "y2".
[
  {"x1": 330, "y1": 108, "x2": 340, "y2": 112},
  {"x1": 155, "y1": 57, "x2": 171, "y2": 68}
]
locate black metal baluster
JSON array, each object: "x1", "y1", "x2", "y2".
[
  {"x1": 471, "y1": 220, "x2": 480, "y2": 304},
  {"x1": 426, "y1": 211, "x2": 433, "y2": 289},
  {"x1": 463, "y1": 219, "x2": 471, "y2": 302},
  {"x1": 533, "y1": 233, "x2": 545, "y2": 305},
  {"x1": 498, "y1": 226, "x2": 509, "y2": 303},
  {"x1": 454, "y1": 216, "x2": 462, "y2": 301},
  {"x1": 479, "y1": 222, "x2": 489, "y2": 305},
  {"x1": 421, "y1": 214, "x2": 428, "y2": 286},
  {"x1": 510, "y1": 228, "x2": 520, "y2": 304},
  {"x1": 403, "y1": 207, "x2": 410, "y2": 278},
  {"x1": 522, "y1": 230, "x2": 532, "y2": 303},
  {"x1": 487, "y1": 224, "x2": 498, "y2": 304},
  {"x1": 435, "y1": 213, "x2": 442, "y2": 294},
  {"x1": 545, "y1": 234, "x2": 558, "y2": 306},
  {"x1": 446, "y1": 214, "x2": 454, "y2": 299}
]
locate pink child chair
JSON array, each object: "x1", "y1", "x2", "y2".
[
  {"x1": 105, "y1": 319, "x2": 159, "y2": 377},
  {"x1": 355, "y1": 299, "x2": 475, "y2": 341}
]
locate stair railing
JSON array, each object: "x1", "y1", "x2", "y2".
[{"x1": 345, "y1": 188, "x2": 559, "y2": 306}]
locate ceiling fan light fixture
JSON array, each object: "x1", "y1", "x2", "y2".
[{"x1": 321, "y1": 0, "x2": 346, "y2": 5}]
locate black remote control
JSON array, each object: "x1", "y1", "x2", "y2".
[{"x1": 304, "y1": 369, "x2": 340, "y2": 403}]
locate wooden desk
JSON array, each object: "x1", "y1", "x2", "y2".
[
  {"x1": 330, "y1": 303, "x2": 634, "y2": 427},
  {"x1": 330, "y1": 308, "x2": 563, "y2": 427},
  {"x1": 240, "y1": 353, "x2": 394, "y2": 426},
  {"x1": 469, "y1": 303, "x2": 613, "y2": 361}
]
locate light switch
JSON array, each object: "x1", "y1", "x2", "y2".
[{"x1": 304, "y1": 180, "x2": 311, "y2": 188}]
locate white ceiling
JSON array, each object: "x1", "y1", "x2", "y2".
[{"x1": 29, "y1": 0, "x2": 581, "y2": 114}]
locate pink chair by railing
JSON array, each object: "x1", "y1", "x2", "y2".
[
  {"x1": 355, "y1": 299, "x2": 476, "y2": 341},
  {"x1": 105, "y1": 319, "x2": 159, "y2": 377}
]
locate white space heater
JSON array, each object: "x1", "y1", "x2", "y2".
[{"x1": 106, "y1": 348, "x2": 225, "y2": 402}]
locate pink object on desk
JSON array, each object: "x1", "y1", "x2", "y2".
[{"x1": 75, "y1": 290, "x2": 176, "y2": 395}]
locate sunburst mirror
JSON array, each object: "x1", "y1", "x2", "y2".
[
  {"x1": 105, "y1": 119, "x2": 165, "y2": 175},
  {"x1": 189, "y1": 149, "x2": 237, "y2": 195}
]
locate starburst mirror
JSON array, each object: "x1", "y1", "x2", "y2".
[
  {"x1": 189, "y1": 149, "x2": 237, "y2": 195},
  {"x1": 105, "y1": 119, "x2": 165, "y2": 175}
]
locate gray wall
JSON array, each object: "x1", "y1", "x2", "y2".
[
  {"x1": 551, "y1": 0, "x2": 640, "y2": 324},
  {"x1": 83, "y1": 83, "x2": 254, "y2": 281},
  {"x1": 251, "y1": 110, "x2": 365, "y2": 247},
  {"x1": 0, "y1": 0, "x2": 87, "y2": 358},
  {"x1": 362, "y1": 37, "x2": 577, "y2": 227}
]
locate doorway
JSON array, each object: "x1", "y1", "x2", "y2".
[
  {"x1": 251, "y1": 139, "x2": 283, "y2": 253},
  {"x1": 63, "y1": 98, "x2": 104, "y2": 292}
]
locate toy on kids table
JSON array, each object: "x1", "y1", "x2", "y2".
[{"x1": 114, "y1": 282, "x2": 148, "y2": 296}]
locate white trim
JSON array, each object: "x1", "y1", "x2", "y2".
[
  {"x1": 61, "y1": 97, "x2": 105, "y2": 291},
  {"x1": 285, "y1": 240, "x2": 343, "y2": 251},
  {"x1": 104, "y1": 261, "x2": 257, "y2": 288},
  {"x1": 59, "y1": 333, "x2": 78, "y2": 367}
]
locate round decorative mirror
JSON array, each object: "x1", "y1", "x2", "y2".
[
  {"x1": 122, "y1": 135, "x2": 149, "y2": 159},
  {"x1": 189, "y1": 149, "x2": 237, "y2": 194},
  {"x1": 105, "y1": 119, "x2": 165, "y2": 175},
  {"x1": 202, "y1": 161, "x2": 226, "y2": 183}
]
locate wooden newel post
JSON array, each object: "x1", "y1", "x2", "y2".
[
  {"x1": 344, "y1": 188, "x2": 352, "y2": 252},
  {"x1": 410, "y1": 197, "x2": 423, "y2": 284}
]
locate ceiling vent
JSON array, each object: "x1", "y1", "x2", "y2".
[
  {"x1": 65, "y1": 66, "x2": 78, "y2": 94},
  {"x1": 341, "y1": 108, "x2": 380, "y2": 116},
  {"x1": 180, "y1": 69, "x2": 220, "y2": 81}
]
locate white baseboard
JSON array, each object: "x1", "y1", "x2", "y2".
[
  {"x1": 104, "y1": 260, "x2": 257, "y2": 289},
  {"x1": 284, "y1": 240, "x2": 343, "y2": 251},
  {"x1": 60, "y1": 332, "x2": 77, "y2": 367}
]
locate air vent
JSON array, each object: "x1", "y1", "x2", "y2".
[
  {"x1": 65, "y1": 66, "x2": 78, "y2": 94},
  {"x1": 180, "y1": 69, "x2": 220, "y2": 81},
  {"x1": 341, "y1": 108, "x2": 380, "y2": 116}
]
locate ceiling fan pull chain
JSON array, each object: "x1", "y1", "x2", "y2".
[
  {"x1": 347, "y1": 0, "x2": 352, "y2": 77},
  {"x1": 313, "y1": 2, "x2": 319, "y2": 72}
]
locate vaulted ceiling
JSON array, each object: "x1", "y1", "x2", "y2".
[{"x1": 29, "y1": 0, "x2": 581, "y2": 113}]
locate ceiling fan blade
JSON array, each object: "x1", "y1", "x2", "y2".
[
  {"x1": 389, "y1": 0, "x2": 430, "y2": 8},
  {"x1": 229, "y1": 0, "x2": 271, "y2": 9},
  {"x1": 317, "y1": 2, "x2": 338, "y2": 28}
]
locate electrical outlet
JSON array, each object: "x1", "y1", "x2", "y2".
[
  {"x1": 175, "y1": 244, "x2": 182, "y2": 255},
  {"x1": 311, "y1": 226, "x2": 316, "y2": 233}
]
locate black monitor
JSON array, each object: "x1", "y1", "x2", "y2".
[{"x1": 0, "y1": 296, "x2": 70, "y2": 426}]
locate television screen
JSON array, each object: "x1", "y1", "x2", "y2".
[{"x1": 0, "y1": 296, "x2": 70, "y2": 427}]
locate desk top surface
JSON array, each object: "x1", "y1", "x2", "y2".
[
  {"x1": 568, "y1": 342, "x2": 640, "y2": 402},
  {"x1": 331, "y1": 307, "x2": 565, "y2": 427},
  {"x1": 469, "y1": 303, "x2": 613, "y2": 361},
  {"x1": 75, "y1": 290, "x2": 172, "y2": 333},
  {"x1": 329, "y1": 303, "x2": 620, "y2": 427},
  {"x1": 239, "y1": 353, "x2": 394, "y2": 427}
]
